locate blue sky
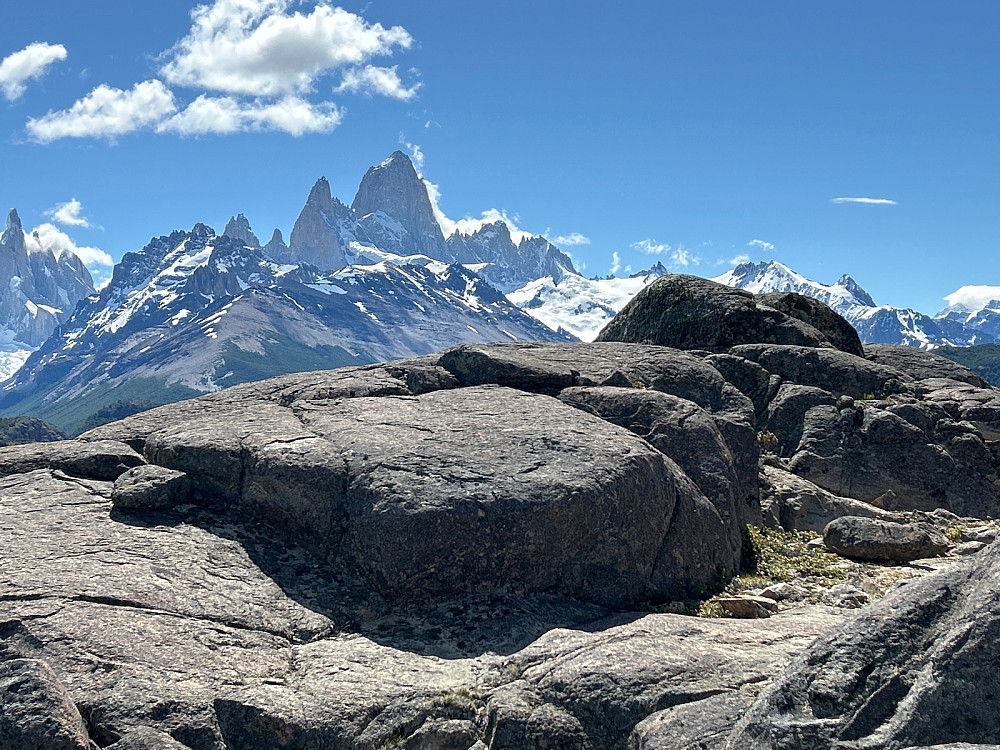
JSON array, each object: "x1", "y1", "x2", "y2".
[{"x1": 1, "y1": 1, "x2": 997, "y2": 314}]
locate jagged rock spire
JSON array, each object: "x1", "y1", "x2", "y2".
[
  {"x1": 7, "y1": 208, "x2": 22, "y2": 232},
  {"x1": 223, "y1": 213, "x2": 260, "y2": 249}
]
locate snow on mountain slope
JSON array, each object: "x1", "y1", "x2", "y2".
[
  {"x1": 509, "y1": 263, "x2": 668, "y2": 341},
  {"x1": 0, "y1": 223, "x2": 570, "y2": 432},
  {"x1": 714, "y1": 260, "x2": 993, "y2": 349}
]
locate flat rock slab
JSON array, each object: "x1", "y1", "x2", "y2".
[
  {"x1": 112, "y1": 464, "x2": 191, "y2": 511},
  {"x1": 0, "y1": 439, "x2": 144, "y2": 480}
]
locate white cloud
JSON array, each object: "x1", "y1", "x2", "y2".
[
  {"x1": 337, "y1": 64, "x2": 420, "y2": 100},
  {"x1": 45, "y1": 198, "x2": 90, "y2": 228},
  {"x1": 158, "y1": 94, "x2": 341, "y2": 135},
  {"x1": 747, "y1": 239, "x2": 774, "y2": 252},
  {"x1": 0, "y1": 42, "x2": 67, "y2": 101},
  {"x1": 26, "y1": 80, "x2": 177, "y2": 143},
  {"x1": 27, "y1": 222, "x2": 112, "y2": 269},
  {"x1": 943, "y1": 285, "x2": 1000, "y2": 313},
  {"x1": 400, "y1": 137, "x2": 425, "y2": 171},
  {"x1": 161, "y1": 0, "x2": 413, "y2": 96},
  {"x1": 830, "y1": 197, "x2": 898, "y2": 205},
  {"x1": 631, "y1": 239, "x2": 699, "y2": 269},
  {"x1": 727, "y1": 254, "x2": 751, "y2": 265},
  {"x1": 550, "y1": 232, "x2": 590, "y2": 247},
  {"x1": 609, "y1": 251, "x2": 621, "y2": 275}
]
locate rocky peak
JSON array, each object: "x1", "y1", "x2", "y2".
[
  {"x1": 6, "y1": 208, "x2": 22, "y2": 233},
  {"x1": 306, "y1": 177, "x2": 335, "y2": 214},
  {"x1": 351, "y1": 151, "x2": 445, "y2": 258},
  {"x1": 835, "y1": 274, "x2": 876, "y2": 307},
  {"x1": 222, "y1": 213, "x2": 260, "y2": 249},
  {"x1": 190, "y1": 223, "x2": 215, "y2": 240},
  {"x1": 262, "y1": 228, "x2": 288, "y2": 262}
]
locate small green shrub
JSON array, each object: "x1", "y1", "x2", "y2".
[{"x1": 756, "y1": 430, "x2": 779, "y2": 452}]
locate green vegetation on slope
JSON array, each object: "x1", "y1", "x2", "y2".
[
  {"x1": 937, "y1": 343, "x2": 1000, "y2": 387},
  {"x1": 0, "y1": 416, "x2": 67, "y2": 446}
]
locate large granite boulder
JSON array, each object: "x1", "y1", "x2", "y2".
[
  {"x1": 757, "y1": 291, "x2": 865, "y2": 357},
  {"x1": 596, "y1": 274, "x2": 833, "y2": 351}
]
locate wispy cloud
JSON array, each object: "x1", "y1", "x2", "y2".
[
  {"x1": 726, "y1": 254, "x2": 751, "y2": 265},
  {"x1": 747, "y1": 239, "x2": 775, "y2": 252},
  {"x1": 631, "y1": 239, "x2": 699, "y2": 269},
  {"x1": 27, "y1": 222, "x2": 112, "y2": 271},
  {"x1": 159, "y1": 95, "x2": 342, "y2": 136},
  {"x1": 45, "y1": 198, "x2": 91, "y2": 228},
  {"x1": 550, "y1": 232, "x2": 590, "y2": 247},
  {"x1": 610, "y1": 251, "x2": 621, "y2": 275},
  {"x1": 830, "y1": 197, "x2": 898, "y2": 205},
  {"x1": 0, "y1": 42, "x2": 67, "y2": 101},
  {"x1": 336, "y1": 65, "x2": 420, "y2": 101}
]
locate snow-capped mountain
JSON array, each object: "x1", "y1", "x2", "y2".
[
  {"x1": 0, "y1": 221, "x2": 569, "y2": 432},
  {"x1": 0, "y1": 208, "x2": 95, "y2": 379},
  {"x1": 714, "y1": 261, "x2": 993, "y2": 348},
  {"x1": 280, "y1": 151, "x2": 578, "y2": 293},
  {"x1": 935, "y1": 286, "x2": 1000, "y2": 342},
  {"x1": 508, "y1": 262, "x2": 669, "y2": 341}
]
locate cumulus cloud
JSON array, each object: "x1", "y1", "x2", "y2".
[
  {"x1": 631, "y1": 239, "x2": 699, "y2": 268},
  {"x1": 550, "y1": 232, "x2": 590, "y2": 247},
  {"x1": 0, "y1": 42, "x2": 67, "y2": 101},
  {"x1": 45, "y1": 198, "x2": 91, "y2": 228},
  {"x1": 26, "y1": 80, "x2": 178, "y2": 143},
  {"x1": 337, "y1": 65, "x2": 419, "y2": 100},
  {"x1": 830, "y1": 197, "x2": 898, "y2": 205},
  {"x1": 161, "y1": 0, "x2": 413, "y2": 96},
  {"x1": 609, "y1": 251, "x2": 621, "y2": 275},
  {"x1": 158, "y1": 94, "x2": 342, "y2": 135},
  {"x1": 27, "y1": 222, "x2": 112, "y2": 269},
  {"x1": 748, "y1": 239, "x2": 775, "y2": 252}
]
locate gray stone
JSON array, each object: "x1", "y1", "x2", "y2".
[
  {"x1": 0, "y1": 439, "x2": 144, "y2": 480},
  {"x1": 757, "y1": 291, "x2": 865, "y2": 356},
  {"x1": 866, "y1": 344, "x2": 989, "y2": 387},
  {"x1": 596, "y1": 274, "x2": 833, "y2": 352},
  {"x1": 822, "y1": 583, "x2": 870, "y2": 609},
  {"x1": 717, "y1": 596, "x2": 779, "y2": 619},
  {"x1": 763, "y1": 384, "x2": 837, "y2": 455},
  {"x1": 112, "y1": 465, "x2": 191, "y2": 511},
  {"x1": 106, "y1": 728, "x2": 193, "y2": 749},
  {"x1": 729, "y1": 343, "x2": 906, "y2": 399},
  {"x1": 727, "y1": 541, "x2": 1000, "y2": 748},
  {"x1": 824, "y1": 516, "x2": 950, "y2": 562},
  {"x1": 954, "y1": 541, "x2": 988, "y2": 556},
  {"x1": 761, "y1": 465, "x2": 896, "y2": 534},
  {"x1": 0, "y1": 659, "x2": 91, "y2": 750},
  {"x1": 631, "y1": 691, "x2": 754, "y2": 750}
]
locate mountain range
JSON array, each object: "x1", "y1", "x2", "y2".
[
  {"x1": 713, "y1": 261, "x2": 1000, "y2": 349},
  {"x1": 2, "y1": 150, "x2": 999, "y2": 432}
]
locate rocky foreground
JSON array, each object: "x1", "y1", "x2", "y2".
[{"x1": 2, "y1": 275, "x2": 1000, "y2": 749}]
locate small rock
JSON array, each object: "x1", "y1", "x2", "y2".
[
  {"x1": 717, "y1": 596, "x2": 779, "y2": 619},
  {"x1": 961, "y1": 525, "x2": 999, "y2": 544},
  {"x1": 837, "y1": 395, "x2": 855, "y2": 409},
  {"x1": 403, "y1": 719, "x2": 478, "y2": 750},
  {"x1": 823, "y1": 583, "x2": 870, "y2": 609},
  {"x1": 954, "y1": 541, "x2": 987, "y2": 556},
  {"x1": 0, "y1": 659, "x2": 91, "y2": 750},
  {"x1": 105, "y1": 727, "x2": 192, "y2": 749},
  {"x1": 806, "y1": 536, "x2": 825, "y2": 549},
  {"x1": 760, "y1": 582, "x2": 806, "y2": 602},
  {"x1": 824, "y1": 516, "x2": 950, "y2": 562},
  {"x1": 112, "y1": 465, "x2": 191, "y2": 511}
]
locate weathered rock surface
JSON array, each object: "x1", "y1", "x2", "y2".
[
  {"x1": 112, "y1": 465, "x2": 191, "y2": 511},
  {"x1": 866, "y1": 344, "x2": 989, "y2": 387},
  {"x1": 597, "y1": 274, "x2": 834, "y2": 352},
  {"x1": 727, "y1": 541, "x2": 1000, "y2": 749},
  {"x1": 757, "y1": 291, "x2": 865, "y2": 357},
  {"x1": 761, "y1": 465, "x2": 896, "y2": 533},
  {"x1": 0, "y1": 658, "x2": 91, "y2": 750},
  {"x1": 823, "y1": 515, "x2": 950, "y2": 561},
  {"x1": 0, "y1": 439, "x2": 144, "y2": 480}
]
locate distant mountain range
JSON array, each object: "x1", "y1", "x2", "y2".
[
  {"x1": 713, "y1": 261, "x2": 1000, "y2": 349},
  {"x1": 0, "y1": 152, "x2": 572, "y2": 432},
  {"x1": 2, "y1": 150, "x2": 998, "y2": 432}
]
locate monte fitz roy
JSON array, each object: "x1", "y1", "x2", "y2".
[{"x1": 1, "y1": 150, "x2": 998, "y2": 432}]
